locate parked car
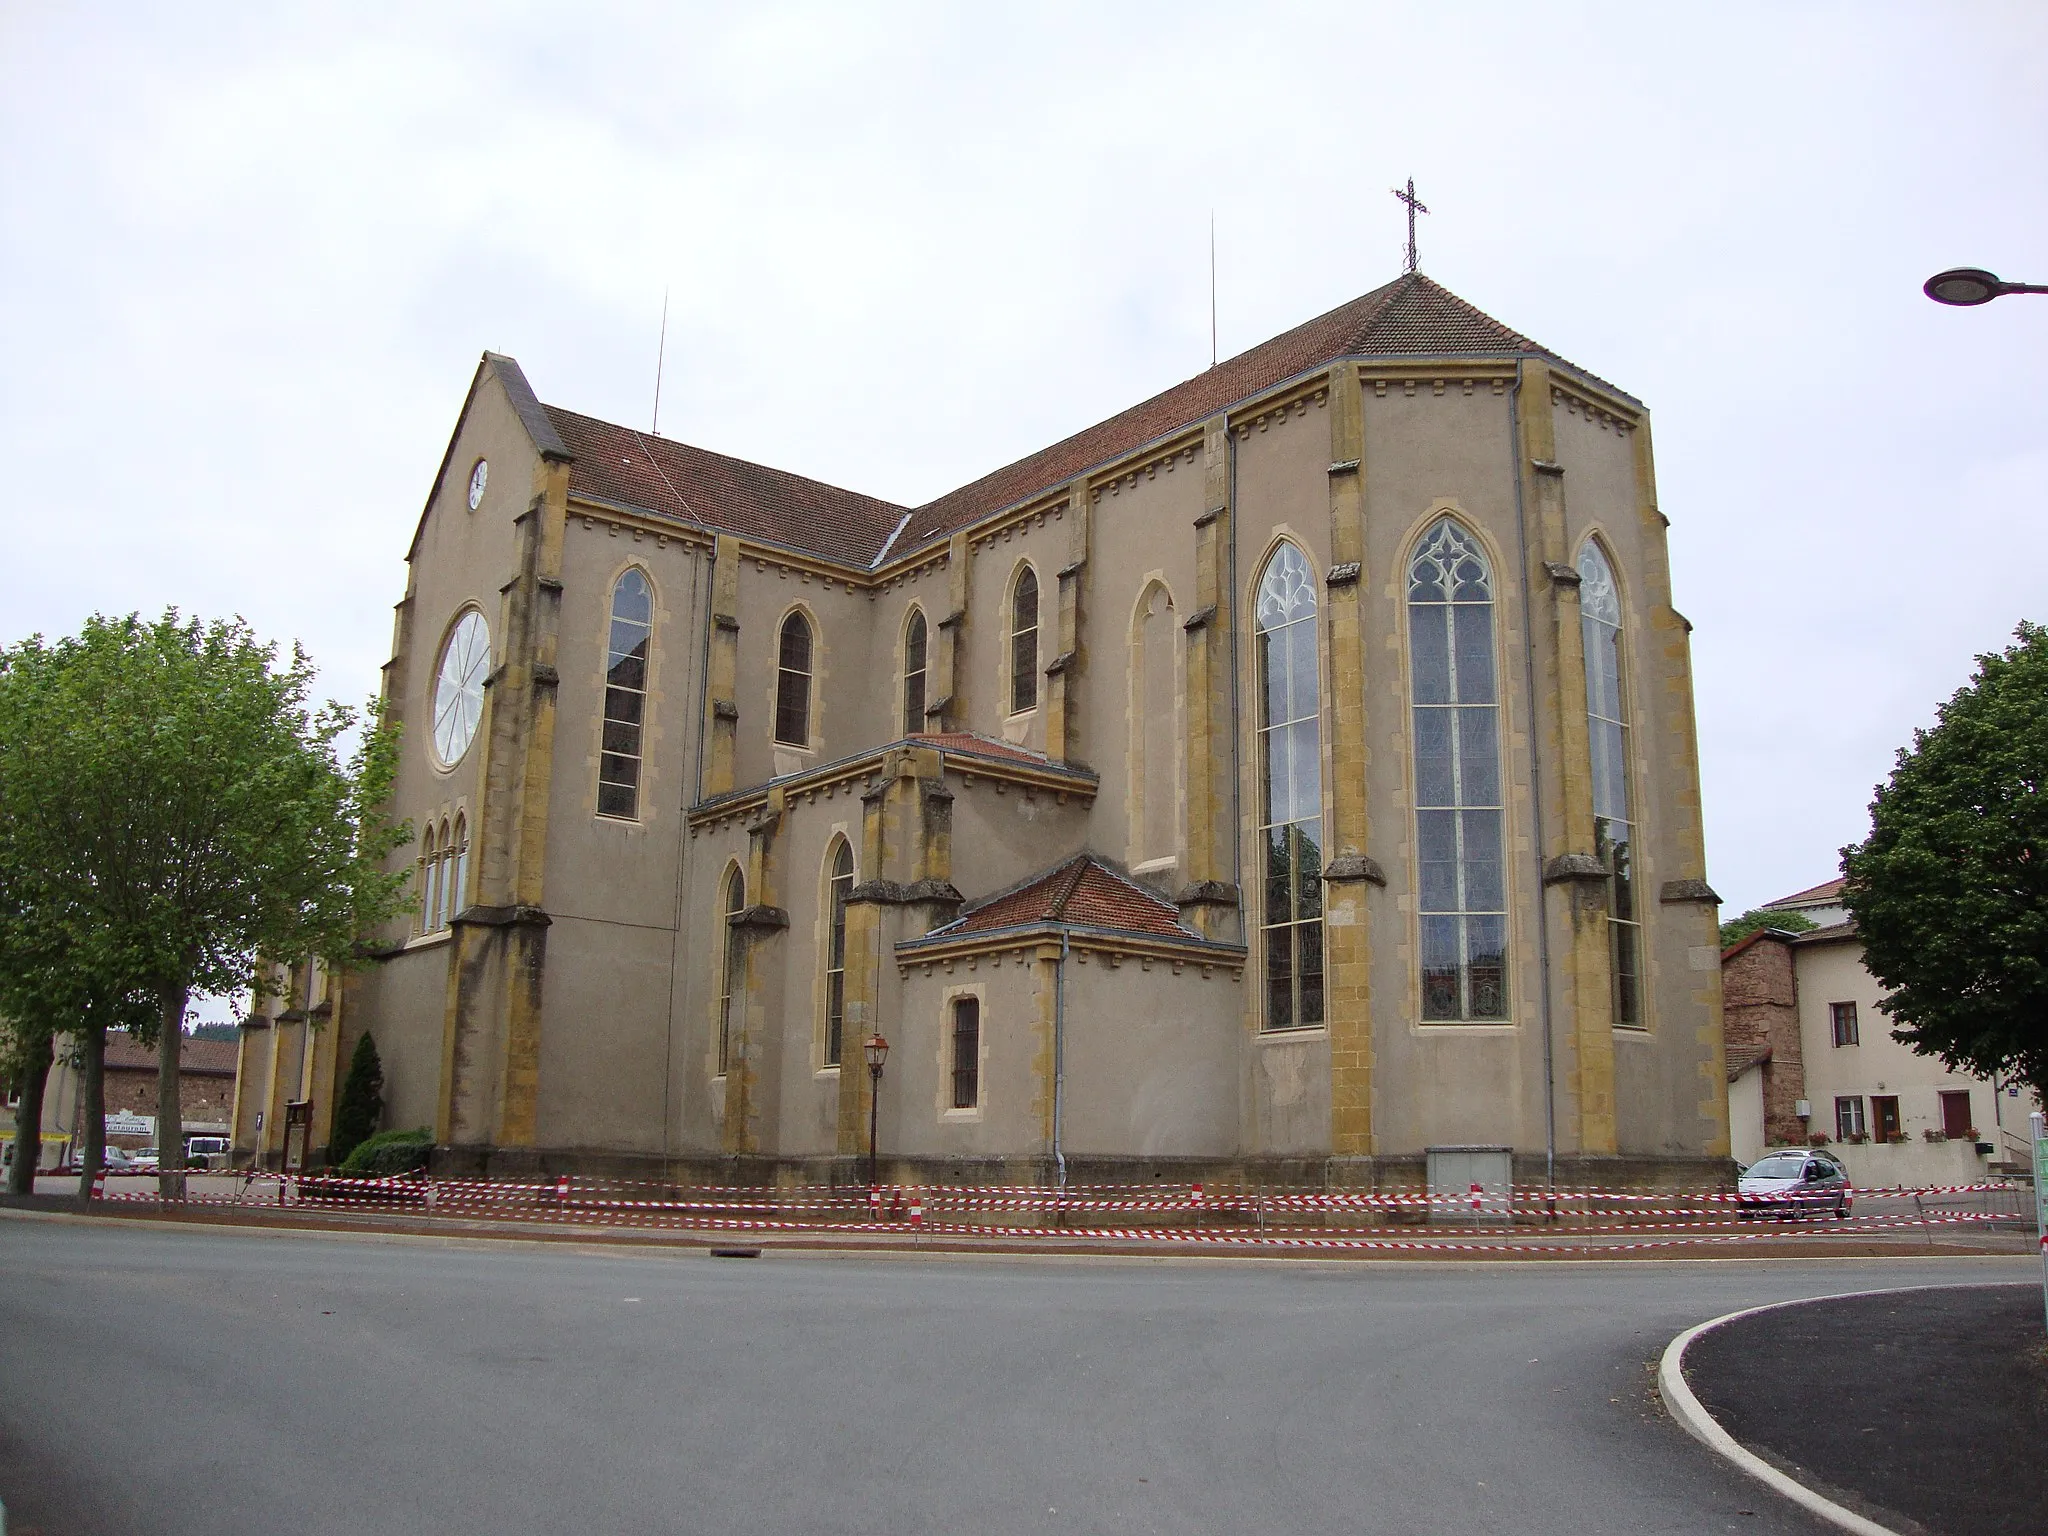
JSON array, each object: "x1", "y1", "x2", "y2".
[
  {"x1": 98, "y1": 1147, "x2": 137, "y2": 1171},
  {"x1": 129, "y1": 1147, "x2": 161, "y2": 1173},
  {"x1": 1737, "y1": 1149, "x2": 1852, "y2": 1219}
]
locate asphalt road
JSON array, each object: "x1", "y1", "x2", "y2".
[{"x1": 0, "y1": 1217, "x2": 2031, "y2": 1536}]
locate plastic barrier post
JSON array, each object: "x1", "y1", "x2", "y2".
[
  {"x1": 90, "y1": 1170, "x2": 106, "y2": 1202},
  {"x1": 557, "y1": 1174, "x2": 570, "y2": 1200},
  {"x1": 909, "y1": 1197, "x2": 923, "y2": 1229}
]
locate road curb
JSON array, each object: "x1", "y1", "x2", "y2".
[{"x1": 1657, "y1": 1283, "x2": 2021, "y2": 1536}]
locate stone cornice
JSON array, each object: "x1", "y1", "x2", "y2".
[
  {"x1": 688, "y1": 741, "x2": 1097, "y2": 831},
  {"x1": 895, "y1": 919, "x2": 1245, "y2": 973}
]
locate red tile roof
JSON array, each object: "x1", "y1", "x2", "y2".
[
  {"x1": 537, "y1": 273, "x2": 1607, "y2": 569},
  {"x1": 104, "y1": 1035, "x2": 238, "y2": 1075},
  {"x1": 908, "y1": 731, "x2": 1051, "y2": 767},
  {"x1": 932, "y1": 855, "x2": 1196, "y2": 941},
  {"x1": 1725, "y1": 1041, "x2": 1772, "y2": 1082},
  {"x1": 1765, "y1": 877, "x2": 1845, "y2": 908}
]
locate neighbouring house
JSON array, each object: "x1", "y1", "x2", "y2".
[
  {"x1": 4, "y1": 1033, "x2": 239, "y2": 1169},
  {"x1": 1723, "y1": 879, "x2": 2041, "y2": 1184},
  {"x1": 268, "y1": 269, "x2": 1735, "y2": 1187}
]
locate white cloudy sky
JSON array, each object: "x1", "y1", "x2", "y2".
[{"x1": 3, "y1": 1, "x2": 2044, "y2": 926}]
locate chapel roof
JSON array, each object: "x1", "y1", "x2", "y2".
[
  {"x1": 527, "y1": 271, "x2": 1618, "y2": 570},
  {"x1": 923, "y1": 854, "x2": 1197, "y2": 943}
]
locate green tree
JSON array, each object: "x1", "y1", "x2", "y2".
[
  {"x1": 329, "y1": 1032, "x2": 385, "y2": 1168},
  {"x1": 1842, "y1": 622, "x2": 2048, "y2": 1101},
  {"x1": 1718, "y1": 907, "x2": 1819, "y2": 949},
  {"x1": 0, "y1": 613, "x2": 412, "y2": 1199}
]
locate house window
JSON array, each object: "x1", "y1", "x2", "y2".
[
  {"x1": 1576, "y1": 540, "x2": 1639, "y2": 1027},
  {"x1": 1010, "y1": 567, "x2": 1039, "y2": 714},
  {"x1": 1940, "y1": 1089, "x2": 1974, "y2": 1139},
  {"x1": 1830, "y1": 1002, "x2": 1859, "y2": 1047},
  {"x1": 1408, "y1": 518, "x2": 1508, "y2": 1021},
  {"x1": 823, "y1": 840, "x2": 854, "y2": 1068},
  {"x1": 600, "y1": 569, "x2": 653, "y2": 818},
  {"x1": 1254, "y1": 543, "x2": 1323, "y2": 1032},
  {"x1": 951, "y1": 996, "x2": 981, "y2": 1110},
  {"x1": 718, "y1": 867, "x2": 745, "y2": 1076},
  {"x1": 903, "y1": 608, "x2": 927, "y2": 737},
  {"x1": 775, "y1": 612, "x2": 813, "y2": 747},
  {"x1": 1834, "y1": 1095, "x2": 1866, "y2": 1140}
]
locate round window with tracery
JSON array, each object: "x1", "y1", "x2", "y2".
[{"x1": 432, "y1": 610, "x2": 491, "y2": 766}]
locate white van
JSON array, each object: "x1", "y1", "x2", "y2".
[{"x1": 185, "y1": 1136, "x2": 231, "y2": 1170}]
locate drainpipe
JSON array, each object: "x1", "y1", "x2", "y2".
[
  {"x1": 1509, "y1": 359, "x2": 1559, "y2": 1198},
  {"x1": 1052, "y1": 927, "x2": 1069, "y2": 1194}
]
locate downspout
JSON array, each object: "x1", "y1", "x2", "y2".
[
  {"x1": 1509, "y1": 359, "x2": 1559, "y2": 1198},
  {"x1": 1052, "y1": 927, "x2": 1069, "y2": 1194},
  {"x1": 1226, "y1": 432, "x2": 1243, "y2": 899}
]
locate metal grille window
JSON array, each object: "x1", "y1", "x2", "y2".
[
  {"x1": 1010, "y1": 567, "x2": 1039, "y2": 714},
  {"x1": 1830, "y1": 1001, "x2": 1859, "y2": 1047},
  {"x1": 775, "y1": 612, "x2": 813, "y2": 747},
  {"x1": 600, "y1": 569, "x2": 652, "y2": 818},
  {"x1": 1834, "y1": 1095, "x2": 1866, "y2": 1140},
  {"x1": 824, "y1": 840, "x2": 854, "y2": 1067},
  {"x1": 903, "y1": 608, "x2": 927, "y2": 736},
  {"x1": 1576, "y1": 540, "x2": 1639, "y2": 1027},
  {"x1": 1255, "y1": 543, "x2": 1323, "y2": 1031},
  {"x1": 1408, "y1": 518, "x2": 1508, "y2": 1021},
  {"x1": 718, "y1": 868, "x2": 745, "y2": 1076},
  {"x1": 951, "y1": 997, "x2": 980, "y2": 1109}
]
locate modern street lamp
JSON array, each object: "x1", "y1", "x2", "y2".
[
  {"x1": 1923, "y1": 267, "x2": 2048, "y2": 306},
  {"x1": 863, "y1": 1032, "x2": 889, "y2": 1195}
]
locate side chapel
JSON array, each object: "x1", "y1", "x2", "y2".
[{"x1": 267, "y1": 272, "x2": 1731, "y2": 1186}]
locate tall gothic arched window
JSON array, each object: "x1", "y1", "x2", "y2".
[
  {"x1": 718, "y1": 866, "x2": 746, "y2": 1075},
  {"x1": 1408, "y1": 518, "x2": 1508, "y2": 1021},
  {"x1": 1577, "y1": 539, "x2": 1640, "y2": 1027},
  {"x1": 823, "y1": 838, "x2": 855, "y2": 1067},
  {"x1": 419, "y1": 825, "x2": 439, "y2": 937},
  {"x1": 1254, "y1": 543, "x2": 1323, "y2": 1031},
  {"x1": 775, "y1": 612, "x2": 813, "y2": 747},
  {"x1": 1010, "y1": 566, "x2": 1039, "y2": 715},
  {"x1": 449, "y1": 814, "x2": 469, "y2": 926},
  {"x1": 600, "y1": 568, "x2": 653, "y2": 818},
  {"x1": 902, "y1": 608, "x2": 927, "y2": 737}
]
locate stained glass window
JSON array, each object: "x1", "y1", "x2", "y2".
[
  {"x1": 599, "y1": 569, "x2": 652, "y2": 819},
  {"x1": 1255, "y1": 543, "x2": 1323, "y2": 1031},
  {"x1": 718, "y1": 867, "x2": 745, "y2": 1076},
  {"x1": 824, "y1": 839, "x2": 854, "y2": 1067},
  {"x1": 903, "y1": 608, "x2": 927, "y2": 737},
  {"x1": 1577, "y1": 540, "x2": 1640, "y2": 1027},
  {"x1": 1408, "y1": 518, "x2": 1508, "y2": 1021}
]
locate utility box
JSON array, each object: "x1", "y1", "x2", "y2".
[{"x1": 1426, "y1": 1145, "x2": 1513, "y2": 1224}]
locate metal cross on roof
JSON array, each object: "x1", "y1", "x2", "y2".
[{"x1": 1391, "y1": 177, "x2": 1429, "y2": 274}]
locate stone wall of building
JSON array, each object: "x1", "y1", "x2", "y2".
[{"x1": 1721, "y1": 933, "x2": 1805, "y2": 1147}]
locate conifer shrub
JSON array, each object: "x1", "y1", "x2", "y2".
[
  {"x1": 329, "y1": 1032, "x2": 384, "y2": 1167},
  {"x1": 337, "y1": 1127, "x2": 432, "y2": 1177}
]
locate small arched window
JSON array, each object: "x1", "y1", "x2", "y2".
[
  {"x1": 600, "y1": 569, "x2": 653, "y2": 819},
  {"x1": 449, "y1": 814, "x2": 469, "y2": 927},
  {"x1": 718, "y1": 866, "x2": 746, "y2": 1076},
  {"x1": 1408, "y1": 518, "x2": 1508, "y2": 1021},
  {"x1": 823, "y1": 839, "x2": 855, "y2": 1066},
  {"x1": 1254, "y1": 544, "x2": 1323, "y2": 1031},
  {"x1": 1010, "y1": 567, "x2": 1039, "y2": 715},
  {"x1": 902, "y1": 608, "x2": 928, "y2": 737},
  {"x1": 951, "y1": 996, "x2": 981, "y2": 1110},
  {"x1": 419, "y1": 826, "x2": 439, "y2": 937},
  {"x1": 1578, "y1": 539, "x2": 1640, "y2": 1027},
  {"x1": 775, "y1": 612, "x2": 813, "y2": 747}
]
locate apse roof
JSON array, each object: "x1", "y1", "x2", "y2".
[
  {"x1": 515, "y1": 272, "x2": 1618, "y2": 571},
  {"x1": 922, "y1": 854, "x2": 1197, "y2": 943}
]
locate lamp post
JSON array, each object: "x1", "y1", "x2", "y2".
[
  {"x1": 1923, "y1": 267, "x2": 2048, "y2": 306},
  {"x1": 863, "y1": 1032, "x2": 889, "y2": 1196}
]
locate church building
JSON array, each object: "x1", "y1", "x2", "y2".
[{"x1": 289, "y1": 271, "x2": 1731, "y2": 1188}]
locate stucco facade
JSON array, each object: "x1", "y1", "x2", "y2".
[{"x1": 304, "y1": 273, "x2": 1731, "y2": 1187}]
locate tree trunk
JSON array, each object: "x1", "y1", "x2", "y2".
[
  {"x1": 74, "y1": 1024, "x2": 105, "y2": 1203},
  {"x1": 156, "y1": 986, "x2": 188, "y2": 1201},
  {"x1": 6, "y1": 1030, "x2": 55, "y2": 1196}
]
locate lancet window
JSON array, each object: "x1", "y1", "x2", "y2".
[
  {"x1": 600, "y1": 569, "x2": 652, "y2": 818},
  {"x1": 775, "y1": 612, "x2": 813, "y2": 747},
  {"x1": 903, "y1": 608, "x2": 927, "y2": 737},
  {"x1": 1254, "y1": 543, "x2": 1324, "y2": 1032},
  {"x1": 718, "y1": 867, "x2": 745, "y2": 1076},
  {"x1": 1408, "y1": 518, "x2": 1509, "y2": 1021},
  {"x1": 823, "y1": 839, "x2": 854, "y2": 1067},
  {"x1": 1577, "y1": 539, "x2": 1641, "y2": 1027},
  {"x1": 1010, "y1": 567, "x2": 1039, "y2": 715}
]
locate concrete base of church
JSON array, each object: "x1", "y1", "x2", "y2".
[{"x1": 425, "y1": 1143, "x2": 1735, "y2": 1195}]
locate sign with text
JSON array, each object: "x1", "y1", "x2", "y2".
[{"x1": 105, "y1": 1112, "x2": 154, "y2": 1138}]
